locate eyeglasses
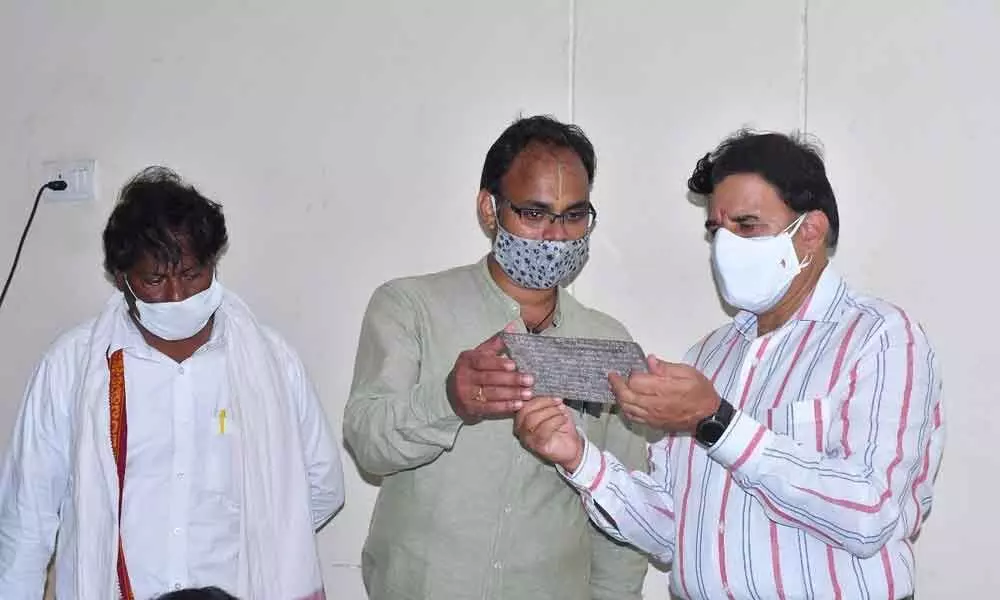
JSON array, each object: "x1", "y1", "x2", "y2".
[{"x1": 497, "y1": 197, "x2": 597, "y2": 232}]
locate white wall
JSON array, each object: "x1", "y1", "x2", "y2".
[{"x1": 0, "y1": 1, "x2": 993, "y2": 597}]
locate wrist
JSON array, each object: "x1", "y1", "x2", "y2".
[
  {"x1": 694, "y1": 397, "x2": 735, "y2": 448},
  {"x1": 560, "y1": 438, "x2": 585, "y2": 473},
  {"x1": 690, "y1": 394, "x2": 723, "y2": 435}
]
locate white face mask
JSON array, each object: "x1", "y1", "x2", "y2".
[
  {"x1": 125, "y1": 275, "x2": 225, "y2": 340},
  {"x1": 711, "y1": 214, "x2": 809, "y2": 314}
]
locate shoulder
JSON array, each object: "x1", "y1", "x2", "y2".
[
  {"x1": 38, "y1": 319, "x2": 97, "y2": 372},
  {"x1": 375, "y1": 262, "x2": 478, "y2": 298},
  {"x1": 255, "y1": 325, "x2": 308, "y2": 372},
  {"x1": 366, "y1": 262, "x2": 481, "y2": 316},
  {"x1": 840, "y1": 289, "x2": 933, "y2": 351},
  {"x1": 682, "y1": 322, "x2": 735, "y2": 365}
]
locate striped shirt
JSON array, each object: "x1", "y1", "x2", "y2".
[{"x1": 563, "y1": 266, "x2": 944, "y2": 600}]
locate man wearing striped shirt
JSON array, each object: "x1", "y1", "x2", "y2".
[{"x1": 515, "y1": 130, "x2": 943, "y2": 600}]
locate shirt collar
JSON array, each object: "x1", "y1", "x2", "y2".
[
  {"x1": 733, "y1": 264, "x2": 848, "y2": 338},
  {"x1": 474, "y1": 254, "x2": 566, "y2": 331},
  {"x1": 108, "y1": 296, "x2": 228, "y2": 358}
]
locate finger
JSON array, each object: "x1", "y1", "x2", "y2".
[
  {"x1": 514, "y1": 397, "x2": 549, "y2": 429},
  {"x1": 528, "y1": 411, "x2": 572, "y2": 441},
  {"x1": 481, "y1": 385, "x2": 534, "y2": 403},
  {"x1": 647, "y1": 354, "x2": 668, "y2": 375},
  {"x1": 608, "y1": 371, "x2": 636, "y2": 404},
  {"x1": 513, "y1": 396, "x2": 560, "y2": 427},
  {"x1": 477, "y1": 399, "x2": 522, "y2": 417},
  {"x1": 518, "y1": 404, "x2": 566, "y2": 434},
  {"x1": 653, "y1": 358, "x2": 689, "y2": 379},
  {"x1": 618, "y1": 396, "x2": 650, "y2": 422},
  {"x1": 473, "y1": 320, "x2": 520, "y2": 352},
  {"x1": 476, "y1": 369, "x2": 533, "y2": 388},
  {"x1": 475, "y1": 331, "x2": 508, "y2": 354},
  {"x1": 469, "y1": 353, "x2": 518, "y2": 373},
  {"x1": 628, "y1": 372, "x2": 668, "y2": 395},
  {"x1": 621, "y1": 407, "x2": 648, "y2": 425}
]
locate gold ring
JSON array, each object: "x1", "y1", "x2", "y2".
[{"x1": 475, "y1": 385, "x2": 486, "y2": 403}]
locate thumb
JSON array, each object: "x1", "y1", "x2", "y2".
[
  {"x1": 476, "y1": 320, "x2": 520, "y2": 353},
  {"x1": 647, "y1": 354, "x2": 668, "y2": 375}
]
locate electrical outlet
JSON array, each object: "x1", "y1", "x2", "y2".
[{"x1": 42, "y1": 159, "x2": 97, "y2": 202}]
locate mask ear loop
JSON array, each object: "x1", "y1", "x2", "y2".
[
  {"x1": 489, "y1": 194, "x2": 506, "y2": 236},
  {"x1": 785, "y1": 213, "x2": 812, "y2": 270}
]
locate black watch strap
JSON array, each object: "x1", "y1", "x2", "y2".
[{"x1": 694, "y1": 398, "x2": 735, "y2": 448}]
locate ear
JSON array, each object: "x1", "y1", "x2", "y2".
[
  {"x1": 797, "y1": 210, "x2": 830, "y2": 256},
  {"x1": 477, "y1": 189, "x2": 498, "y2": 236},
  {"x1": 114, "y1": 272, "x2": 127, "y2": 292}
]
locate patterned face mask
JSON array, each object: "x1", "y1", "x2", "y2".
[{"x1": 492, "y1": 222, "x2": 590, "y2": 289}]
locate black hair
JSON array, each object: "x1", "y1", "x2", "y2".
[
  {"x1": 155, "y1": 586, "x2": 239, "y2": 600},
  {"x1": 479, "y1": 115, "x2": 596, "y2": 196},
  {"x1": 103, "y1": 166, "x2": 228, "y2": 276},
  {"x1": 688, "y1": 129, "x2": 840, "y2": 247}
]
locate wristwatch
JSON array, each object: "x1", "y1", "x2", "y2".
[{"x1": 694, "y1": 398, "x2": 735, "y2": 448}]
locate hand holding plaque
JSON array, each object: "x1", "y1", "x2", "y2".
[{"x1": 446, "y1": 322, "x2": 535, "y2": 424}]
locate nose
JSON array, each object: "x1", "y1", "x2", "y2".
[
  {"x1": 163, "y1": 278, "x2": 185, "y2": 302},
  {"x1": 542, "y1": 218, "x2": 571, "y2": 241}
]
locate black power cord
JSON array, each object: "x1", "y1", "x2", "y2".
[{"x1": 0, "y1": 180, "x2": 68, "y2": 311}]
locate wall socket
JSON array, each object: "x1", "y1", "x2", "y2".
[{"x1": 42, "y1": 159, "x2": 97, "y2": 202}]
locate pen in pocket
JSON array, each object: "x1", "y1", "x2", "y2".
[{"x1": 218, "y1": 409, "x2": 226, "y2": 434}]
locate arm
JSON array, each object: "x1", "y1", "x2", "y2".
[
  {"x1": 281, "y1": 340, "x2": 345, "y2": 528},
  {"x1": 342, "y1": 282, "x2": 463, "y2": 477},
  {"x1": 709, "y1": 312, "x2": 943, "y2": 557},
  {"x1": 563, "y1": 433, "x2": 676, "y2": 567},
  {"x1": 583, "y1": 413, "x2": 655, "y2": 600},
  {"x1": 0, "y1": 353, "x2": 74, "y2": 599}
]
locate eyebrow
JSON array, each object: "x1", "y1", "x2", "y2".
[
  {"x1": 511, "y1": 198, "x2": 591, "y2": 211},
  {"x1": 705, "y1": 213, "x2": 761, "y2": 230}
]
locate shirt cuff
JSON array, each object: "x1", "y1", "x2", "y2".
[
  {"x1": 558, "y1": 433, "x2": 607, "y2": 492},
  {"x1": 415, "y1": 381, "x2": 464, "y2": 438},
  {"x1": 707, "y1": 409, "x2": 773, "y2": 474}
]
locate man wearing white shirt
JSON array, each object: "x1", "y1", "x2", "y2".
[
  {"x1": 0, "y1": 167, "x2": 345, "y2": 600},
  {"x1": 515, "y1": 130, "x2": 942, "y2": 600}
]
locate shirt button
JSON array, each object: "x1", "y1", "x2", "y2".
[
  {"x1": 176, "y1": 472, "x2": 185, "y2": 479},
  {"x1": 503, "y1": 505, "x2": 512, "y2": 514},
  {"x1": 174, "y1": 583, "x2": 182, "y2": 590},
  {"x1": 178, "y1": 365, "x2": 185, "y2": 374},
  {"x1": 173, "y1": 527, "x2": 182, "y2": 535},
  {"x1": 493, "y1": 561, "x2": 502, "y2": 570}
]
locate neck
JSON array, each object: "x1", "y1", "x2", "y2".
[
  {"x1": 756, "y1": 254, "x2": 827, "y2": 336},
  {"x1": 131, "y1": 313, "x2": 215, "y2": 363},
  {"x1": 487, "y1": 255, "x2": 559, "y2": 332}
]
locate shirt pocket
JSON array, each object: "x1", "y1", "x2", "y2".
[
  {"x1": 203, "y1": 407, "x2": 240, "y2": 506},
  {"x1": 764, "y1": 396, "x2": 835, "y2": 452}
]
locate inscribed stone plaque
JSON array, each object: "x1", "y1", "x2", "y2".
[{"x1": 501, "y1": 333, "x2": 648, "y2": 404}]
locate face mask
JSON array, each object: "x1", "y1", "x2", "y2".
[
  {"x1": 125, "y1": 275, "x2": 225, "y2": 340},
  {"x1": 711, "y1": 214, "x2": 809, "y2": 314},
  {"x1": 492, "y1": 222, "x2": 590, "y2": 290}
]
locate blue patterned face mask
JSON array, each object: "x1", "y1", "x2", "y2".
[{"x1": 491, "y1": 222, "x2": 590, "y2": 289}]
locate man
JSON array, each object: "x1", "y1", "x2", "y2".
[
  {"x1": 0, "y1": 167, "x2": 345, "y2": 600},
  {"x1": 515, "y1": 130, "x2": 943, "y2": 600},
  {"x1": 344, "y1": 115, "x2": 648, "y2": 600}
]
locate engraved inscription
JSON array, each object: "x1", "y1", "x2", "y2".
[{"x1": 501, "y1": 333, "x2": 648, "y2": 404}]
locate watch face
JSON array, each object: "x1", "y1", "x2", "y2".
[{"x1": 699, "y1": 420, "x2": 727, "y2": 445}]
